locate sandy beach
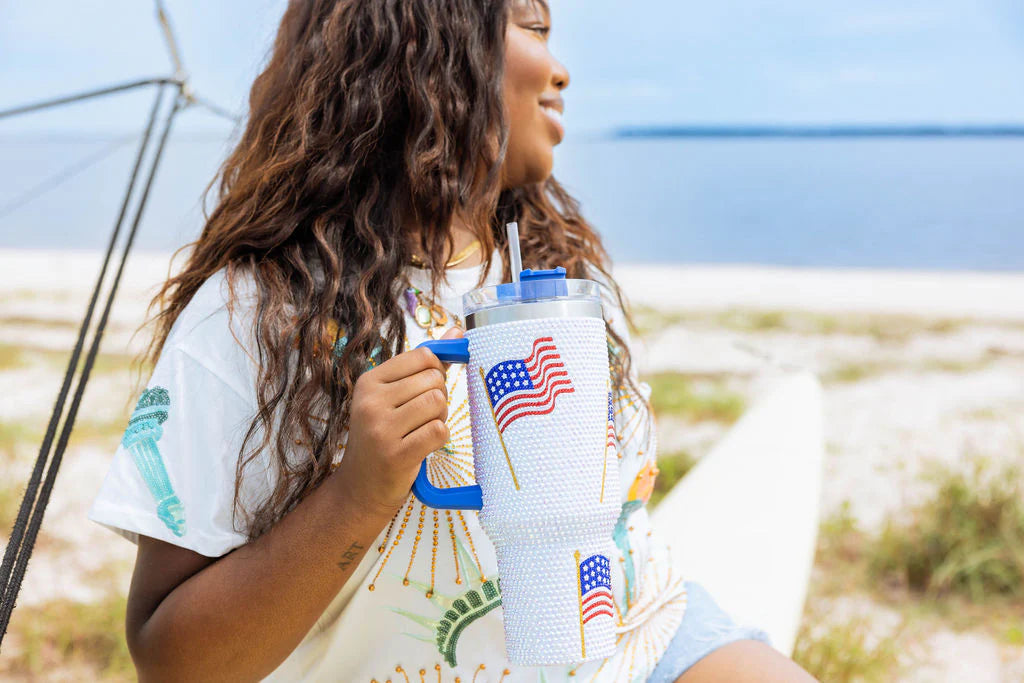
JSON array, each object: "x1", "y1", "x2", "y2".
[{"x1": 1, "y1": 248, "x2": 1022, "y2": 680}]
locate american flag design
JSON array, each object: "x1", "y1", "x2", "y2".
[
  {"x1": 578, "y1": 553, "x2": 614, "y2": 625},
  {"x1": 484, "y1": 336, "x2": 574, "y2": 433}
]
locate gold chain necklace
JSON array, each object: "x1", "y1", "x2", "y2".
[
  {"x1": 405, "y1": 239, "x2": 478, "y2": 338},
  {"x1": 409, "y1": 239, "x2": 481, "y2": 269}
]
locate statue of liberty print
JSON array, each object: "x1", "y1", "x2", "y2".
[{"x1": 122, "y1": 386, "x2": 186, "y2": 537}]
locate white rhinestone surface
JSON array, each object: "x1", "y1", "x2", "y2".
[{"x1": 465, "y1": 316, "x2": 619, "y2": 664}]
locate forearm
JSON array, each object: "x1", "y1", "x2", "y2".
[{"x1": 130, "y1": 474, "x2": 395, "y2": 682}]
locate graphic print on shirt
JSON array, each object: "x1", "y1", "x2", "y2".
[
  {"x1": 609, "y1": 359, "x2": 659, "y2": 607},
  {"x1": 122, "y1": 386, "x2": 186, "y2": 537},
  {"x1": 367, "y1": 662, "x2": 515, "y2": 683},
  {"x1": 388, "y1": 535, "x2": 502, "y2": 667},
  {"x1": 326, "y1": 319, "x2": 383, "y2": 369},
  {"x1": 613, "y1": 500, "x2": 643, "y2": 606},
  {"x1": 368, "y1": 367, "x2": 489, "y2": 599}
]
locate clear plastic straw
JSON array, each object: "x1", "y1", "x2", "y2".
[{"x1": 506, "y1": 221, "x2": 522, "y2": 283}]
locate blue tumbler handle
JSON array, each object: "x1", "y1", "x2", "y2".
[{"x1": 412, "y1": 338, "x2": 483, "y2": 510}]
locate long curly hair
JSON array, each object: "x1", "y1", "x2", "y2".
[{"x1": 143, "y1": 0, "x2": 640, "y2": 540}]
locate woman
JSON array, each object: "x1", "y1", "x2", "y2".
[{"x1": 89, "y1": 0, "x2": 817, "y2": 680}]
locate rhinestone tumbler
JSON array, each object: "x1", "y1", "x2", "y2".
[{"x1": 415, "y1": 267, "x2": 620, "y2": 665}]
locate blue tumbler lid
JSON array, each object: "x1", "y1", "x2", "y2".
[
  {"x1": 495, "y1": 267, "x2": 569, "y2": 302},
  {"x1": 462, "y1": 266, "x2": 600, "y2": 321}
]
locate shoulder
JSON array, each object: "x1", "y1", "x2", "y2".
[{"x1": 160, "y1": 268, "x2": 260, "y2": 402}]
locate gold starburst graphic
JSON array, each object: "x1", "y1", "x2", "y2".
[{"x1": 368, "y1": 366, "x2": 488, "y2": 599}]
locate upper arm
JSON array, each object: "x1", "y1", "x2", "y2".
[{"x1": 125, "y1": 534, "x2": 219, "y2": 657}]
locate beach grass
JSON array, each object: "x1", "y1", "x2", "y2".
[
  {"x1": 0, "y1": 341, "x2": 141, "y2": 377},
  {"x1": 822, "y1": 349, "x2": 1014, "y2": 385},
  {"x1": 633, "y1": 305, "x2": 973, "y2": 341},
  {"x1": 643, "y1": 372, "x2": 746, "y2": 424},
  {"x1": 792, "y1": 611, "x2": 903, "y2": 683},
  {"x1": 867, "y1": 458, "x2": 1024, "y2": 602},
  {"x1": 0, "y1": 416, "x2": 127, "y2": 531},
  {"x1": 0, "y1": 416, "x2": 127, "y2": 457},
  {"x1": 0, "y1": 420, "x2": 41, "y2": 456},
  {"x1": 0, "y1": 315, "x2": 83, "y2": 332},
  {"x1": 0, "y1": 480, "x2": 24, "y2": 537},
  {"x1": 3, "y1": 594, "x2": 133, "y2": 680},
  {"x1": 0, "y1": 343, "x2": 29, "y2": 372},
  {"x1": 808, "y1": 461, "x2": 1024, "y2": 638}
]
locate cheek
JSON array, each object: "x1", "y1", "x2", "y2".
[
  {"x1": 500, "y1": 32, "x2": 557, "y2": 185},
  {"x1": 503, "y1": 34, "x2": 549, "y2": 120}
]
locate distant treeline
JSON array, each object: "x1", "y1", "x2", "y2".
[{"x1": 613, "y1": 124, "x2": 1024, "y2": 139}]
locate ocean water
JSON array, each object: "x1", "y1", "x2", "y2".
[
  {"x1": 1, "y1": 135, "x2": 1022, "y2": 271},
  {"x1": 554, "y1": 137, "x2": 1024, "y2": 271}
]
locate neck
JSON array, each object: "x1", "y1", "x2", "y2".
[{"x1": 410, "y1": 213, "x2": 484, "y2": 270}]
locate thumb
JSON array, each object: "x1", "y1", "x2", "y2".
[{"x1": 438, "y1": 326, "x2": 464, "y2": 374}]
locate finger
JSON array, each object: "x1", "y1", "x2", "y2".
[
  {"x1": 394, "y1": 387, "x2": 448, "y2": 437},
  {"x1": 436, "y1": 326, "x2": 464, "y2": 374},
  {"x1": 375, "y1": 345, "x2": 445, "y2": 383},
  {"x1": 388, "y1": 366, "x2": 447, "y2": 408},
  {"x1": 400, "y1": 419, "x2": 450, "y2": 463}
]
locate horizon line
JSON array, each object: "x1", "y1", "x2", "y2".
[{"x1": 612, "y1": 124, "x2": 1024, "y2": 139}]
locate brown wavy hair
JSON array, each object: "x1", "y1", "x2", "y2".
[{"x1": 143, "y1": 0, "x2": 641, "y2": 540}]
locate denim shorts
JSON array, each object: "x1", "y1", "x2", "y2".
[{"x1": 646, "y1": 581, "x2": 772, "y2": 682}]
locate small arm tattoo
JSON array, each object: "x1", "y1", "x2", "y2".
[{"x1": 337, "y1": 541, "x2": 365, "y2": 571}]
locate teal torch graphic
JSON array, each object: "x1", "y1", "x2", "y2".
[{"x1": 122, "y1": 386, "x2": 186, "y2": 537}]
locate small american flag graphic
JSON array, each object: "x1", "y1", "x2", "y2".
[
  {"x1": 605, "y1": 391, "x2": 616, "y2": 452},
  {"x1": 484, "y1": 336, "x2": 574, "y2": 433},
  {"x1": 579, "y1": 553, "x2": 614, "y2": 625}
]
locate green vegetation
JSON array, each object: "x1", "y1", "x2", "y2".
[
  {"x1": 792, "y1": 612, "x2": 903, "y2": 683},
  {"x1": 867, "y1": 459, "x2": 1024, "y2": 601},
  {"x1": 0, "y1": 416, "x2": 127, "y2": 531},
  {"x1": 632, "y1": 305, "x2": 971, "y2": 342},
  {"x1": 0, "y1": 316, "x2": 82, "y2": 332},
  {"x1": 0, "y1": 420, "x2": 40, "y2": 456},
  {"x1": 0, "y1": 343, "x2": 29, "y2": 372},
  {"x1": 7, "y1": 289, "x2": 76, "y2": 303},
  {"x1": 643, "y1": 372, "x2": 746, "y2": 424},
  {"x1": 822, "y1": 362, "x2": 893, "y2": 385},
  {"x1": 0, "y1": 480, "x2": 25, "y2": 534},
  {"x1": 648, "y1": 449, "x2": 697, "y2": 509},
  {"x1": 807, "y1": 460, "x2": 1024, "y2": 643},
  {"x1": 0, "y1": 342, "x2": 140, "y2": 376},
  {"x1": 822, "y1": 349, "x2": 1013, "y2": 385},
  {"x1": 4, "y1": 594, "x2": 133, "y2": 680},
  {"x1": 963, "y1": 407, "x2": 1002, "y2": 421},
  {"x1": 0, "y1": 416, "x2": 127, "y2": 458}
]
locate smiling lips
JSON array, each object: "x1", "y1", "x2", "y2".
[{"x1": 539, "y1": 96, "x2": 564, "y2": 139}]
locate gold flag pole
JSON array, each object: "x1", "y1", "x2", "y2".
[
  {"x1": 575, "y1": 550, "x2": 586, "y2": 659},
  {"x1": 479, "y1": 366, "x2": 520, "y2": 490},
  {"x1": 600, "y1": 379, "x2": 610, "y2": 503}
]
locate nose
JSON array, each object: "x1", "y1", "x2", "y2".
[{"x1": 550, "y1": 55, "x2": 569, "y2": 91}]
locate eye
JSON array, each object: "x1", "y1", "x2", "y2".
[{"x1": 526, "y1": 25, "x2": 550, "y2": 38}]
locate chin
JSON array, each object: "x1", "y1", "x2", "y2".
[
  {"x1": 523, "y1": 149, "x2": 555, "y2": 185},
  {"x1": 502, "y1": 143, "x2": 555, "y2": 188}
]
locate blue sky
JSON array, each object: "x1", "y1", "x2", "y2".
[{"x1": 2, "y1": 0, "x2": 1023, "y2": 136}]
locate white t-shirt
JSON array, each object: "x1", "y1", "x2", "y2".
[{"x1": 90, "y1": 256, "x2": 687, "y2": 681}]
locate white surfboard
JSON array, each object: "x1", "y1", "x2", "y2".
[{"x1": 650, "y1": 371, "x2": 824, "y2": 655}]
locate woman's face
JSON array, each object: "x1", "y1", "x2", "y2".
[{"x1": 501, "y1": 0, "x2": 570, "y2": 188}]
